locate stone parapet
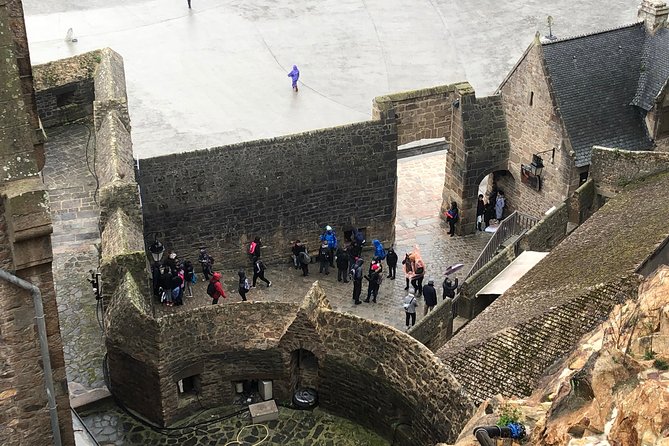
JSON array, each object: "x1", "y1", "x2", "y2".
[
  {"x1": 590, "y1": 145, "x2": 669, "y2": 196},
  {"x1": 520, "y1": 201, "x2": 568, "y2": 252}
]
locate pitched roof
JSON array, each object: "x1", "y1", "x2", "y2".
[
  {"x1": 542, "y1": 23, "x2": 655, "y2": 167},
  {"x1": 632, "y1": 27, "x2": 669, "y2": 111}
]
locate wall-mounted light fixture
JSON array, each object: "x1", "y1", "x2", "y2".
[
  {"x1": 148, "y1": 233, "x2": 165, "y2": 263},
  {"x1": 451, "y1": 99, "x2": 460, "y2": 109},
  {"x1": 521, "y1": 148, "x2": 554, "y2": 192}
]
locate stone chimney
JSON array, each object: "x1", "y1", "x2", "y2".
[{"x1": 638, "y1": 0, "x2": 669, "y2": 33}]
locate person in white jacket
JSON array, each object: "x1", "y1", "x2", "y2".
[{"x1": 403, "y1": 293, "x2": 418, "y2": 330}]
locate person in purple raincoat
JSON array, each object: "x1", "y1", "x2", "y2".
[{"x1": 288, "y1": 65, "x2": 300, "y2": 92}]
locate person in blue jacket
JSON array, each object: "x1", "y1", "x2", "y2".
[
  {"x1": 288, "y1": 65, "x2": 300, "y2": 92},
  {"x1": 320, "y1": 225, "x2": 338, "y2": 267}
]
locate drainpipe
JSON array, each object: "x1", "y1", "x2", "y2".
[
  {"x1": 473, "y1": 423, "x2": 525, "y2": 446},
  {"x1": 0, "y1": 269, "x2": 63, "y2": 446}
]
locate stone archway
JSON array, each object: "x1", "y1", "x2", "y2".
[{"x1": 439, "y1": 84, "x2": 512, "y2": 235}]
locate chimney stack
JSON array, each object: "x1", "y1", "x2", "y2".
[{"x1": 638, "y1": 0, "x2": 669, "y2": 33}]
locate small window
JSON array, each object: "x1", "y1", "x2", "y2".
[
  {"x1": 177, "y1": 375, "x2": 201, "y2": 396},
  {"x1": 529, "y1": 91, "x2": 534, "y2": 107},
  {"x1": 56, "y1": 89, "x2": 76, "y2": 108}
]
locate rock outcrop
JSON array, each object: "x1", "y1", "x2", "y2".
[{"x1": 447, "y1": 265, "x2": 669, "y2": 446}]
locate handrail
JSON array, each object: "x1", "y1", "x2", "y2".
[{"x1": 465, "y1": 211, "x2": 538, "y2": 280}]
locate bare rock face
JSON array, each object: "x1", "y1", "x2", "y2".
[{"x1": 447, "y1": 266, "x2": 669, "y2": 446}]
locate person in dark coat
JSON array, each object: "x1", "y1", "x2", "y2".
[
  {"x1": 351, "y1": 258, "x2": 364, "y2": 305},
  {"x1": 422, "y1": 279, "x2": 438, "y2": 315},
  {"x1": 364, "y1": 263, "x2": 382, "y2": 303},
  {"x1": 386, "y1": 247, "x2": 398, "y2": 279},
  {"x1": 318, "y1": 243, "x2": 331, "y2": 275},
  {"x1": 252, "y1": 258, "x2": 271, "y2": 287},
  {"x1": 443, "y1": 277, "x2": 459, "y2": 300},
  {"x1": 198, "y1": 248, "x2": 213, "y2": 280},
  {"x1": 445, "y1": 201, "x2": 459, "y2": 237},
  {"x1": 336, "y1": 246, "x2": 349, "y2": 283},
  {"x1": 151, "y1": 262, "x2": 162, "y2": 297},
  {"x1": 160, "y1": 268, "x2": 173, "y2": 306},
  {"x1": 170, "y1": 271, "x2": 183, "y2": 306},
  {"x1": 476, "y1": 194, "x2": 486, "y2": 231}
]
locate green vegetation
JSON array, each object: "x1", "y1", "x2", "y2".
[
  {"x1": 643, "y1": 350, "x2": 656, "y2": 360},
  {"x1": 497, "y1": 403, "x2": 522, "y2": 427},
  {"x1": 653, "y1": 359, "x2": 669, "y2": 370}
]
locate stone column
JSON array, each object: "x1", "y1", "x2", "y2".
[{"x1": 638, "y1": 0, "x2": 669, "y2": 34}]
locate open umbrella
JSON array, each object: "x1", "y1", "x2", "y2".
[{"x1": 443, "y1": 263, "x2": 464, "y2": 276}]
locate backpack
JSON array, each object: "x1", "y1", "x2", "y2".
[
  {"x1": 299, "y1": 251, "x2": 310, "y2": 265},
  {"x1": 248, "y1": 241, "x2": 257, "y2": 255},
  {"x1": 257, "y1": 260, "x2": 266, "y2": 272},
  {"x1": 206, "y1": 281, "x2": 216, "y2": 297},
  {"x1": 242, "y1": 279, "x2": 250, "y2": 291},
  {"x1": 415, "y1": 266, "x2": 424, "y2": 275}
]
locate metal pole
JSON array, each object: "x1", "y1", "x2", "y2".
[{"x1": 0, "y1": 269, "x2": 63, "y2": 446}]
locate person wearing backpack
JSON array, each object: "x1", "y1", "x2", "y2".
[
  {"x1": 386, "y1": 247, "x2": 398, "y2": 280},
  {"x1": 198, "y1": 248, "x2": 214, "y2": 280},
  {"x1": 351, "y1": 257, "x2": 364, "y2": 305},
  {"x1": 445, "y1": 201, "x2": 459, "y2": 237},
  {"x1": 320, "y1": 225, "x2": 338, "y2": 267},
  {"x1": 238, "y1": 270, "x2": 251, "y2": 301},
  {"x1": 335, "y1": 246, "x2": 349, "y2": 283},
  {"x1": 207, "y1": 272, "x2": 227, "y2": 305},
  {"x1": 364, "y1": 262, "x2": 382, "y2": 303},
  {"x1": 318, "y1": 243, "x2": 331, "y2": 275},
  {"x1": 248, "y1": 237, "x2": 261, "y2": 263},
  {"x1": 252, "y1": 257, "x2": 272, "y2": 288}
]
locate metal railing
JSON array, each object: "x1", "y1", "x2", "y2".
[{"x1": 465, "y1": 211, "x2": 538, "y2": 280}]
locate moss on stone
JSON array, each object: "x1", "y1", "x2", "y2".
[{"x1": 33, "y1": 50, "x2": 102, "y2": 90}]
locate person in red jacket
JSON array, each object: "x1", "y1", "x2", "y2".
[{"x1": 207, "y1": 272, "x2": 227, "y2": 305}]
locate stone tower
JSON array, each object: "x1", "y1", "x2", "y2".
[{"x1": 0, "y1": 0, "x2": 74, "y2": 444}]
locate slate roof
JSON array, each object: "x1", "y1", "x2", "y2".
[
  {"x1": 542, "y1": 23, "x2": 658, "y2": 167},
  {"x1": 632, "y1": 27, "x2": 669, "y2": 111}
]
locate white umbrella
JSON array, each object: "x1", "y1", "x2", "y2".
[{"x1": 444, "y1": 263, "x2": 464, "y2": 276}]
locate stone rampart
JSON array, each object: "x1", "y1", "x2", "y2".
[
  {"x1": 33, "y1": 51, "x2": 101, "y2": 128},
  {"x1": 137, "y1": 120, "x2": 398, "y2": 268},
  {"x1": 104, "y1": 283, "x2": 475, "y2": 444},
  {"x1": 409, "y1": 297, "x2": 454, "y2": 351},
  {"x1": 590, "y1": 146, "x2": 669, "y2": 196},
  {"x1": 372, "y1": 84, "x2": 455, "y2": 145}
]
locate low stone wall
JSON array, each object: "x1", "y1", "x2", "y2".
[
  {"x1": 105, "y1": 283, "x2": 475, "y2": 444},
  {"x1": 33, "y1": 51, "x2": 101, "y2": 128},
  {"x1": 444, "y1": 276, "x2": 641, "y2": 403},
  {"x1": 138, "y1": 120, "x2": 398, "y2": 269},
  {"x1": 591, "y1": 146, "x2": 669, "y2": 196},
  {"x1": 372, "y1": 84, "x2": 455, "y2": 146},
  {"x1": 405, "y1": 297, "x2": 453, "y2": 352},
  {"x1": 457, "y1": 244, "x2": 516, "y2": 320},
  {"x1": 520, "y1": 201, "x2": 568, "y2": 252},
  {"x1": 568, "y1": 179, "x2": 595, "y2": 225}
]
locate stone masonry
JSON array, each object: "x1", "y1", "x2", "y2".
[
  {"x1": 372, "y1": 84, "x2": 456, "y2": 146},
  {"x1": 138, "y1": 119, "x2": 398, "y2": 270},
  {"x1": 441, "y1": 83, "x2": 511, "y2": 234},
  {"x1": 0, "y1": 0, "x2": 74, "y2": 444},
  {"x1": 497, "y1": 39, "x2": 575, "y2": 219}
]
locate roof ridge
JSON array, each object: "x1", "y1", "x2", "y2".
[{"x1": 542, "y1": 21, "x2": 643, "y2": 45}]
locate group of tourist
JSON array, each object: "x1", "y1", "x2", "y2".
[
  {"x1": 153, "y1": 223, "x2": 462, "y2": 329},
  {"x1": 151, "y1": 252, "x2": 196, "y2": 307},
  {"x1": 476, "y1": 190, "x2": 507, "y2": 231}
]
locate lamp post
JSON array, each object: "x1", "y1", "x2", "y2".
[
  {"x1": 530, "y1": 154, "x2": 545, "y2": 176},
  {"x1": 148, "y1": 237, "x2": 164, "y2": 263}
]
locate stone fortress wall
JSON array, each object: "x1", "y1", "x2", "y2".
[{"x1": 137, "y1": 119, "x2": 399, "y2": 269}]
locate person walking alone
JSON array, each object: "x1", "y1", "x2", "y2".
[
  {"x1": 288, "y1": 65, "x2": 300, "y2": 92},
  {"x1": 252, "y1": 257, "x2": 271, "y2": 288}
]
